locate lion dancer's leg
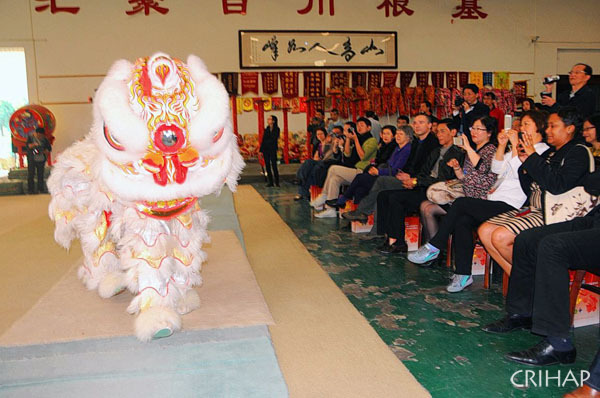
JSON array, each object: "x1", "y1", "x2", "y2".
[
  {"x1": 76, "y1": 210, "x2": 126, "y2": 298},
  {"x1": 171, "y1": 204, "x2": 209, "y2": 316},
  {"x1": 120, "y1": 206, "x2": 208, "y2": 341}
]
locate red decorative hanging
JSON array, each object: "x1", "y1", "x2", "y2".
[
  {"x1": 330, "y1": 71, "x2": 349, "y2": 89},
  {"x1": 368, "y1": 72, "x2": 381, "y2": 90},
  {"x1": 382, "y1": 72, "x2": 398, "y2": 87},
  {"x1": 416, "y1": 72, "x2": 429, "y2": 88},
  {"x1": 458, "y1": 72, "x2": 469, "y2": 88},
  {"x1": 446, "y1": 72, "x2": 458, "y2": 89},
  {"x1": 431, "y1": 72, "x2": 444, "y2": 88},
  {"x1": 352, "y1": 72, "x2": 367, "y2": 88},
  {"x1": 261, "y1": 72, "x2": 279, "y2": 95},
  {"x1": 400, "y1": 72, "x2": 414, "y2": 91},
  {"x1": 279, "y1": 72, "x2": 299, "y2": 98},
  {"x1": 303, "y1": 71, "x2": 325, "y2": 98},
  {"x1": 241, "y1": 72, "x2": 259, "y2": 95}
]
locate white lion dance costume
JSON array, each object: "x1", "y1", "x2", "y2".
[{"x1": 48, "y1": 53, "x2": 244, "y2": 341}]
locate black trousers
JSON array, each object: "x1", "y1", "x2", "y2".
[
  {"x1": 262, "y1": 151, "x2": 279, "y2": 185},
  {"x1": 429, "y1": 197, "x2": 515, "y2": 275},
  {"x1": 377, "y1": 189, "x2": 426, "y2": 240},
  {"x1": 587, "y1": 349, "x2": 600, "y2": 390},
  {"x1": 506, "y1": 215, "x2": 600, "y2": 338},
  {"x1": 27, "y1": 159, "x2": 46, "y2": 193}
]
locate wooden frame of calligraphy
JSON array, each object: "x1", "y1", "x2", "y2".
[{"x1": 239, "y1": 30, "x2": 397, "y2": 69}]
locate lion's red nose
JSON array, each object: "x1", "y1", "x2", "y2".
[{"x1": 153, "y1": 123, "x2": 184, "y2": 154}]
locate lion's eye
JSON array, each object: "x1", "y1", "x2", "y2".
[
  {"x1": 104, "y1": 124, "x2": 125, "y2": 151},
  {"x1": 212, "y1": 127, "x2": 224, "y2": 143}
]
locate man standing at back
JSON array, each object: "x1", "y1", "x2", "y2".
[
  {"x1": 453, "y1": 83, "x2": 489, "y2": 145},
  {"x1": 541, "y1": 63, "x2": 596, "y2": 118},
  {"x1": 483, "y1": 92, "x2": 505, "y2": 131}
]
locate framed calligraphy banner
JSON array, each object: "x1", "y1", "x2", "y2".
[{"x1": 239, "y1": 30, "x2": 397, "y2": 69}]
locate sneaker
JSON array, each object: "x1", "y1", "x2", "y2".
[
  {"x1": 446, "y1": 274, "x2": 473, "y2": 293},
  {"x1": 310, "y1": 194, "x2": 327, "y2": 209},
  {"x1": 378, "y1": 241, "x2": 408, "y2": 254},
  {"x1": 407, "y1": 243, "x2": 440, "y2": 264},
  {"x1": 314, "y1": 207, "x2": 337, "y2": 218}
]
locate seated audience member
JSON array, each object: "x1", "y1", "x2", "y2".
[
  {"x1": 452, "y1": 83, "x2": 490, "y2": 144},
  {"x1": 419, "y1": 111, "x2": 541, "y2": 241},
  {"x1": 342, "y1": 114, "x2": 440, "y2": 221},
  {"x1": 335, "y1": 125, "x2": 413, "y2": 207},
  {"x1": 311, "y1": 122, "x2": 355, "y2": 189},
  {"x1": 326, "y1": 108, "x2": 344, "y2": 134},
  {"x1": 308, "y1": 113, "x2": 325, "y2": 156},
  {"x1": 477, "y1": 107, "x2": 591, "y2": 275},
  {"x1": 583, "y1": 113, "x2": 600, "y2": 159},
  {"x1": 294, "y1": 126, "x2": 335, "y2": 200},
  {"x1": 367, "y1": 121, "x2": 465, "y2": 253},
  {"x1": 419, "y1": 100, "x2": 439, "y2": 124},
  {"x1": 410, "y1": 114, "x2": 550, "y2": 292},
  {"x1": 483, "y1": 169, "x2": 600, "y2": 367},
  {"x1": 483, "y1": 91, "x2": 505, "y2": 131},
  {"x1": 311, "y1": 117, "x2": 377, "y2": 218},
  {"x1": 541, "y1": 63, "x2": 596, "y2": 119},
  {"x1": 520, "y1": 98, "x2": 535, "y2": 115},
  {"x1": 406, "y1": 117, "x2": 498, "y2": 290},
  {"x1": 397, "y1": 115, "x2": 410, "y2": 128}
]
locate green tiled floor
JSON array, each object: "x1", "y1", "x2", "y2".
[{"x1": 252, "y1": 183, "x2": 599, "y2": 398}]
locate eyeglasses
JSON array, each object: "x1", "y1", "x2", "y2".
[
  {"x1": 583, "y1": 127, "x2": 596, "y2": 132},
  {"x1": 469, "y1": 127, "x2": 487, "y2": 132},
  {"x1": 568, "y1": 70, "x2": 586, "y2": 75}
]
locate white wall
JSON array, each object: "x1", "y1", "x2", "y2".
[{"x1": 1, "y1": 0, "x2": 599, "y2": 153}]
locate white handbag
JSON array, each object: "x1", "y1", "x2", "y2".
[{"x1": 544, "y1": 145, "x2": 599, "y2": 224}]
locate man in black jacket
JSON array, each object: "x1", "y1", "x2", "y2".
[
  {"x1": 452, "y1": 83, "x2": 490, "y2": 145},
  {"x1": 483, "y1": 169, "x2": 600, "y2": 366},
  {"x1": 373, "y1": 121, "x2": 466, "y2": 253},
  {"x1": 541, "y1": 63, "x2": 596, "y2": 119},
  {"x1": 344, "y1": 119, "x2": 462, "y2": 228}
]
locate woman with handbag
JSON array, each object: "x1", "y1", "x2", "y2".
[
  {"x1": 476, "y1": 107, "x2": 592, "y2": 276},
  {"x1": 408, "y1": 116, "x2": 506, "y2": 292}
]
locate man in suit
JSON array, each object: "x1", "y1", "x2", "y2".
[
  {"x1": 483, "y1": 170, "x2": 600, "y2": 368},
  {"x1": 453, "y1": 83, "x2": 490, "y2": 145}
]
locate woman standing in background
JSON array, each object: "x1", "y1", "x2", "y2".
[{"x1": 260, "y1": 115, "x2": 280, "y2": 187}]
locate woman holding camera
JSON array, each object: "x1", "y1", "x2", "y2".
[
  {"x1": 334, "y1": 125, "x2": 413, "y2": 207},
  {"x1": 294, "y1": 126, "x2": 335, "y2": 200},
  {"x1": 408, "y1": 116, "x2": 502, "y2": 292},
  {"x1": 260, "y1": 115, "x2": 280, "y2": 187},
  {"x1": 477, "y1": 107, "x2": 591, "y2": 275}
]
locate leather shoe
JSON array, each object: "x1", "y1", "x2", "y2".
[
  {"x1": 564, "y1": 384, "x2": 600, "y2": 397},
  {"x1": 482, "y1": 314, "x2": 532, "y2": 333},
  {"x1": 342, "y1": 210, "x2": 368, "y2": 223},
  {"x1": 325, "y1": 199, "x2": 344, "y2": 208},
  {"x1": 378, "y1": 241, "x2": 408, "y2": 254},
  {"x1": 505, "y1": 340, "x2": 576, "y2": 366}
]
